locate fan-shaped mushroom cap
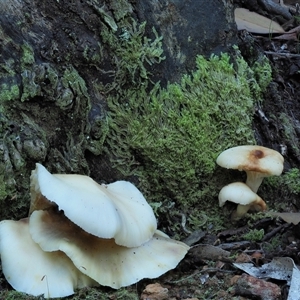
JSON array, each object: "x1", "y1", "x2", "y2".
[
  {"x1": 29, "y1": 209, "x2": 189, "y2": 289},
  {"x1": 30, "y1": 163, "x2": 157, "y2": 247},
  {"x1": 219, "y1": 182, "x2": 266, "y2": 220},
  {"x1": 216, "y1": 145, "x2": 284, "y2": 192},
  {"x1": 0, "y1": 219, "x2": 96, "y2": 298}
]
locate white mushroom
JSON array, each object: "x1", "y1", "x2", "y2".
[
  {"x1": 29, "y1": 209, "x2": 190, "y2": 289},
  {"x1": 0, "y1": 218, "x2": 96, "y2": 298},
  {"x1": 218, "y1": 182, "x2": 267, "y2": 220},
  {"x1": 216, "y1": 145, "x2": 284, "y2": 192},
  {"x1": 30, "y1": 163, "x2": 157, "y2": 247}
]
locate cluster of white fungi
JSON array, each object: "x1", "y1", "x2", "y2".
[
  {"x1": 0, "y1": 164, "x2": 189, "y2": 298},
  {"x1": 216, "y1": 145, "x2": 284, "y2": 221}
]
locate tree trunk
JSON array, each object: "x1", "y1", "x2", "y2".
[{"x1": 0, "y1": 0, "x2": 236, "y2": 220}]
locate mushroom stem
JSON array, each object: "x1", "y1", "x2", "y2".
[
  {"x1": 231, "y1": 204, "x2": 251, "y2": 221},
  {"x1": 245, "y1": 171, "x2": 264, "y2": 193},
  {"x1": 231, "y1": 197, "x2": 267, "y2": 221}
]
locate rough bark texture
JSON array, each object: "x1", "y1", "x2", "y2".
[{"x1": 0, "y1": 0, "x2": 237, "y2": 220}]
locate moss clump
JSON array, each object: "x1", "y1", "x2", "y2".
[
  {"x1": 104, "y1": 50, "x2": 264, "y2": 207},
  {"x1": 0, "y1": 290, "x2": 38, "y2": 300},
  {"x1": 58, "y1": 66, "x2": 90, "y2": 112},
  {"x1": 262, "y1": 235, "x2": 282, "y2": 252},
  {"x1": 114, "y1": 20, "x2": 164, "y2": 85},
  {"x1": 0, "y1": 83, "x2": 20, "y2": 103},
  {"x1": 0, "y1": 175, "x2": 8, "y2": 201},
  {"x1": 0, "y1": 287, "x2": 139, "y2": 300},
  {"x1": 20, "y1": 43, "x2": 35, "y2": 67},
  {"x1": 251, "y1": 55, "x2": 272, "y2": 93},
  {"x1": 282, "y1": 168, "x2": 300, "y2": 194},
  {"x1": 235, "y1": 42, "x2": 272, "y2": 99},
  {"x1": 267, "y1": 168, "x2": 300, "y2": 195},
  {"x1": 73, "y1": 286, "x2": 138, "y2": 300},
  {"x1": 242, "y1": 228, "x2": 264, "y2": 242},
  {"x1": 278, "y1": 113, "x2": 300, "y2": 158},
  {"x1": 110, "y1": 0, "x2": 133, "y2": 21},
  {"x1": 100, "y1": 18, "x2": 165, "y2": 92}
]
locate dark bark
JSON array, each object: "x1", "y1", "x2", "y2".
[{"x1": 0, "y1": 0, "x2": 236, "y2": 220}]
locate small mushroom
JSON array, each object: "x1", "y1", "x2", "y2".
[
  {"x1": 216, "y1": 145, "x2": 284, "y2": 192},
  {"x1": 30, "y1": 163, "x2": 157, "y2": 247},
  {"x1": 218, "y1": 182, "x2": 267, "y2": 220},
  {"x1": 0, "y1": 218, "x2": 96, "y2": 298},
  {"x1": 29, "y1": 208, "x2": 190, "y2": 289}
]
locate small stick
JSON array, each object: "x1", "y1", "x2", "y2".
[{"x1": 264, "y1": 51, "x2": 300, "y2": 58}]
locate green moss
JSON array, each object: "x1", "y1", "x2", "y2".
[
  {"x1": 100, "y1": 18, "x2": 165, "y2": 91},
  {"x1": 267, "y1": 168, "x2": 300, "y2": 195},
  {"x1": 110, "y1": 0, "x2": 133, "y2": 21},
  {"x1": 73, "y1": 287, "x2": 138, "y2": 300},
  {"x1": 0, "y1": 58, "x2": 16, "y2": 77},
  {"x1": 61, "y1": 67, "x2": 88, "y2": 97},
  {"x1": 242, "y1": 228, "x2": 264, "y2": 242},
  {"x1": 19, "y1": 44, "x2": 38, "y2": 102},
  {"x1": 0, "y1": 286, "x2": 139, "y2": 300},
  {"x1": 262, "y1": 235, "x2": 282, "y2": 252},
  {"x1": 0, "y1": 175, "x2": 8, "y2": 201},
  {"x1": 282, "y1": 168, "x2": 300, "y2": 194},
  {"x1": 90, "y1": 4, "x2": 118, "y2": 31},
  {"x1": 59, "y1": 66, "x2": 90, "y2": 111},
  {"x1": 20, "y1": 44, "x2": 35, "y2": 67},
  {"x1": 20, "y1": 71, "x2": 41, "y2": 102},
  {"x1": 0, "y1": 290, "x2": 40, "y2": 300},
  {"x1": 187, "y1": 205, "x2": 226, "y2": 232},
  {"x1": 278, "y1": 113, "x2": 300, "y2": 157},
  {"x1": 0, "y1": 83, "x2": 20, "y2": 103},
  {"x1": 234, "y1": 43, "x2": 272, "y2": 99},
  {"x1": 103, "y1": 49, "x2": 265, "y2": 207},
  {"x1": 251, "y1": 55, "x2": 272, "y2": 93}
]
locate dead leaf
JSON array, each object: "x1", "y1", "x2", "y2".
[
  {"x1": 270, "y1": 212, "x2": 300, "y2": 225},
  {"x1": 235, "y1": 8, "x2": 285, "y2": 34},
  {"x1": 288, "y1": 266, "x2": 300, "y2": 300},
  {"x1": 274, "y1": 24, "x2": 300, "y2": 40},
  {"x1": 233, "y1": 257, "x2": 294, "y2": 283},
  {"x1": 234, "y1": 257, "x2": 300, "y2": 299}
]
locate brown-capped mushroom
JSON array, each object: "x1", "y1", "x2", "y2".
[{"x1": 216, "y1": 145, "x2": 284, "y2": 192}]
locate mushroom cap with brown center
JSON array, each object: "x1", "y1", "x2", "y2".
[
  {"x1": 216, "y1": 145, "x2": 284, "y2": 192},
  {"x1": 216, "y1": 145, "x2": 284, "y2": 176}
]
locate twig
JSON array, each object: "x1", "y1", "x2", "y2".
[
  {"x1": 258, "y1": 0, "x2": 292, "y2": 20},
  {"x1": 262, "y1": 223, "x2": 292, "y2": 241},
  {"x1": 264, "y1": 51, "x2": 300, "y2": 58}
]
